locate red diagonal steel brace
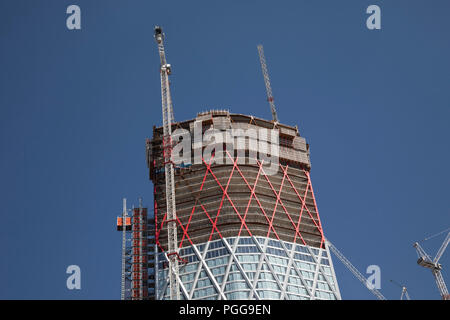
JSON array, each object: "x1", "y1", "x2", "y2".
[
  {"x1": 156, "y1": 212, "x2": 167, "y2": 252},
  {"x1": 179, "y1": 206, "x2": 197, "y2": 248},
  {"x1": 292, "y1": 178, "x2": 309, "y2": 243},
  {"x1": 224, "y1": 151, "x2": 279, "y2": 239},
  {"x1": 266, "y1": 165, "x2": 287, "y2": 239},
  {"x1": 200, "y1": 204, "x2": 223, "y2": 239},
  {"x1": 176, "y1": 216, "x2": 195, "y2": 248},
  {"x1": 278, "y1": 164, "x2": 309, "y2": 245},
  {"x1": 201, "y1": 157, "x2": 253, "y2": 237},
  {"x1": 179, "y1": 155, "x2": 215, "y2": 247},
  {"x1": 238, "y1": 160, "x2": 262, "y2": 237},
  {"x1": 258, "y1": 161, "x2": 307, "y2": 245},
  {"x1": 303, "y1": 169, "x2": 325, "y2": 248},
  {"x1": 283, "y1": 166, "x2": 323, "y2": 237},
  {"x1": 208, "y1": 157, "x2": 237, "y2": 241}
]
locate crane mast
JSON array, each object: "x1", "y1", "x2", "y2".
[
  {"x1": 257, "y1": 45, "x2": 279, "y2": 122},
  {"x1": 390, "y1": 280, "x2": 411, "y2": 300},
  {"x1": 154, "y1": 26, "x2": 180, "y2": 300}
]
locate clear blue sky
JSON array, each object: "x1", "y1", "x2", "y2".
[{"x1": 1, "y1": 0, "x2": 449, "y2": 299}]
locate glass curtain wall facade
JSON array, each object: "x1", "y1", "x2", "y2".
[{"x1": 155, "y1": 237, "x2": 340, "y2": 300}]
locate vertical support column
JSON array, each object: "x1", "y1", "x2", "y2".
[
  {"x1": 120, "y1": 198, "x2": 128, "y2": 300},
  {"x1": 131, "y1": 204, "x2": 149, "y2": 300}
]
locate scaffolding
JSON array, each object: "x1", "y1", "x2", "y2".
[
  {"x1": 116, "y1": 199, "x2": 156, "y2": 300},
  {"x1": 147, "y1": 111, "x2": 324, "y2": 252}
]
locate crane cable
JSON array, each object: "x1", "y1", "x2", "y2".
[{"x1": 422, "y1": 227, "x2": 450, "y2": 242}]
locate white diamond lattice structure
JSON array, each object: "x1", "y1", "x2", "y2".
[{"x1": 155, "y1": 236, "x2": 341, "y2": 300}]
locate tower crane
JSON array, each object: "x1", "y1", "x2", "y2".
[
  {"x1": 257, "y1": 45, "x2": 279, "y2": 123},
  {"x1": 390, "y1": 280, "x2": 411, "y2": 300},
  {"x1": 413, "y1": 230, "x2": 450, "y2": 300},
  {"x1": 325, "y1": 239, "x2": 386, "y2": 300},
  {"x1": 154, "y1": 25, "x2": 180, "y2": 300}
]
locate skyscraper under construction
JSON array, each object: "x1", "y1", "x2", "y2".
[
  {"x1": 145, "y1": 110, "x2": 341, "y2": 300},
  {"x1": 116, "y1": 26, "x2": 340, "y2": 300}
]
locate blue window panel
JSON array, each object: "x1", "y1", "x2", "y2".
[
  {"x1": 226, "y1": 291, "x2": 249, "y2": 299},
  {"x1": 257, "y1": 290, "x2": 281, "y2": 299},
  {"x1": 256, "y1": 281, "x2": 279, "y2": 290},
  {"x1": 225, "y1": 281, "x2": 248, "y2": 291},
  {"x1": 227, "y1": 272, "x2": 244, "y2": 281},
  {"x1": 187, "y1": 255, "x2": 199, "y2": 263},
  {"x1": 294, "y1": 245, "x2": 309, "y2": 254},
  {"x1": 267, "y1": 247, "x2": 287, "y2": 257},
  {"x1": 321, "y1": 258, "x2": 330, "y2": 266},
  {"x1": 236, "y1": 245, "x2": 258, "y2": 254},
  {"x1": 215, "y1": 275, "x2": 224, "y2": 284},
  {"x1": 193, "y1": 286, "x2": 216, "y2": 299},
  {"x1": 259, "y1": 272, "x2": 275, "y2": 281},
  {"x1": 294, "y1": 253, "x2": 314, "y2": 262},
  {"x1": 268, "y1": 239, "x2": 283, "y2": 249}
]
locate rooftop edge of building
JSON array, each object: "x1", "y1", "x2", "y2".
[{"x1": 151, "y1": 110, "x2": 302, "y2": 138}]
